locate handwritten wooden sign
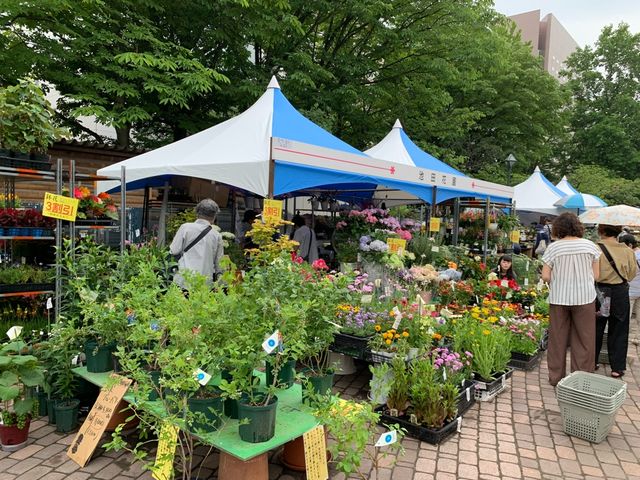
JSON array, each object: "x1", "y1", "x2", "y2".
[
  {"x1": 68, "y1": 375, "x2": 132, "y2": 467},
  {"x1": 42, "y1": 192, "x2": 79, "y2": 221},
  {"x1": 303, "y1": 425, "x2": 328, "y2": 480}
]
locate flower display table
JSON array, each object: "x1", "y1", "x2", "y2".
[{"x1": 72, "y1": 367, "x2": 319, "y2": 478}]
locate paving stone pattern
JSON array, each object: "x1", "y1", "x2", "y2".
[{"x1": 2, "y1": 344, "x2": 640, "y2": 479}]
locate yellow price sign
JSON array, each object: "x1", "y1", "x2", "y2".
[
  {"x1": 429, "y1": 217, "x2": 441, "y2": 232},
  {"x1": 263, "y1": 199, "x2": 283, "y2": 222},
  {"x1": 43, "y1": 192, "x2": 79, "y2": 221},
  {"x1": 510, "y1": 230, "x2": 521, "y2": 243},
  {"x1": 152, "y1": 422, "x2": 179, "y2": 480},
  {"x1": 386, "y1": 238, "x2": 407, "y2": 255}
]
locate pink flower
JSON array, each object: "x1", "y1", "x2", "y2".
[
  {"x1": 312, "y1": 259, "x2": 329, "y2": 270},
  {"x1": 336, "y1": 221, "x2": 347, "y2": 229}
]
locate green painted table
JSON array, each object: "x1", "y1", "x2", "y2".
[{"x1": 73, "y1": 367, "x2": 319, "y2": 462}]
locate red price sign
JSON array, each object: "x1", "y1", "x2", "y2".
[
  {"x1": 263, "y1": 199, "x2": 283, "y2": 222},
  {"x1": 42, "y1": 193, "x2": 79, "y2": 221}
]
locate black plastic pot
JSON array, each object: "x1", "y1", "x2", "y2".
[
  {"x1": 85, "y1": 341, "x2": 113, "y2": 373},
  {"x1": 37, "y1": 391, "x2": 48, "y2": 417},
  {"x1": 265, "y1": 359, "x2": 296, "y2": 389},
  {"x1": 238, "y1": 396, "x2": 278, "y2": 443},
  {"x1": 187, "y1": 395, "x2": 224, "y2": 432},
  {"x1": 47, "y1": 398, "x2": 60, "y2": 424},
  {"x1": 54, "y1": 400, "x2": 80, "y2": 433},
  {"x1": 304, "y1": 370, "x2": 335, "y2": 396}
]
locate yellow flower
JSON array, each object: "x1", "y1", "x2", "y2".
[
  {"x1": 432, "y1": 333, "x2": 442, "y2": 341},
  {"x1": 389, "y1": 311, "x2": 395, "y2": 318},
  {"x1": 482, "y1": 329, "x2": 491, "y2": 336},
  {"x1": 402, "y1": 331, "x2": 409, "y2": 338},
  {"x1": 482, "y1": 308, "x2": 490, "y2": 315},
  {"x1": 531, "y1": 292, "x2": 537, "y2": 297},
  {"x1": 374, "y1": 325, "x2": 381, "y2": 332},
  {"x1": 472, "y1": 312, "x2": 480, "y2": 320},
  {"x1": 385, "y1": 339, "x2": 392, "y2": 345},
  {"x1": 394, "y1": 334, "x2": 400, "y2": 339},
  {"x1": 489, "y1": 316, "x2": 498, "y2": 323}
]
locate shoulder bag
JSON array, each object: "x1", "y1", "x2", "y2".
[{"x1": 170, "y1": 225, "x2": 212, "y2": 274}]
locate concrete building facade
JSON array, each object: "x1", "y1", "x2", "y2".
[{"x1": 508, "y1": 10, "x2": 579, "y2": 81}]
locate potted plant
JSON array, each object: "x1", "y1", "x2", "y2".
[{"x1": 0, "y1": 339, "x2": 45, "y2": 451}]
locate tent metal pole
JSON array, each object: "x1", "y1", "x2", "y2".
[
  {"x1": 55, "y1": 157, "x2": 63, "y2": 323},
  {"x1": 69, "y1": 159, "x2": 75, "y2": 255},
  {"x1": 267, "y1": 137, "x2": 275, "y2": 199},
  {"x1": 120, "y1": 166, "x2": 126, "y2": 254},
  {"x1": 158, "y1": 181, "x2": 170, "y2": 247},
  {"x1": 453, "y1": 197, "x2": 460, "y2": 246},
  {"x1": 483, "y1": 197, "x2": 490, "y2": 264},
  {"x1": 142, "y1": 186, "x2": 150, "y2": 238}
]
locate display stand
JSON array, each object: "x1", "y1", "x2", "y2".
[{"x1": 72, "y1": 367, "x2": 319, "y2": 479}]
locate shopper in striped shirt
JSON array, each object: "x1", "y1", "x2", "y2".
[{"x1": 541, "y1": 213, "x2": 601, "y2": 386}]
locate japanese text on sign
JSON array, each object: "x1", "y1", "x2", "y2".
[
  {"x1": 386, "y1": 238, "x2": 407, "y2": 255},
  {"x1": 429, "y1": 217, "x2": 441, "y2": 232},
  {"x1": 304, "y1": 425, "x2": 329, "y2": 480},
  {"x1": 263, "y1": 199, "x2": 283, "y2": 222},
  {"x1": 68, "y1": 375, "x2": 132, "y2": 467},
  {"x1": 43, "y1": 193, "x2": 79, "y2": 221},
  {"x1": 510, "y1": 230, "x2": 520, "y2": 243}
]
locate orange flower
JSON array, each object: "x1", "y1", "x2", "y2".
[{"x1": 432, "y1": 333, "x2": 442, "y2": 341}]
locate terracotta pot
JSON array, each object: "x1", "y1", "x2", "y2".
[
  {"x1": 218, "y1": 451, "x2": 268, "y2": 480},
  {"x1": 281, "y1": 427, "x2": 330, "y2": 471},
  {"x1": 105, "y1": 400, "x2": 139, "y2": 432}
]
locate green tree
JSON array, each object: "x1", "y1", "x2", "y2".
[
  {"x1": 563, "y1": 24, "x2": 640, "y2": 179},
  {"x1": 568, "y1": 165, "x2": 640, "y2": 207},
  {"x1": 1, "y1": 0, "x2": 230, "y2": 147}
]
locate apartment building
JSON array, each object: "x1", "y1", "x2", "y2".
[{"x1": 508, "y1": 10, "x2": 579, "y2": 81}]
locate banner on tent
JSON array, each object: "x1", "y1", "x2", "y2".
[{"x1": 271, "y1": 138, "x2": 513, "y2": 199}]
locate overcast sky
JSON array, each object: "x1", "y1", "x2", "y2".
[{"x1": 492, "y1": 0, "x2": 640, "y2": 47}]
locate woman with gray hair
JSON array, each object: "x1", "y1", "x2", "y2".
[{"x1": 169, "y1": 198, "x2": 224, "y2": 289}]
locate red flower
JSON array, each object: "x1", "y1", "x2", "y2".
[
  {"x1": 312, "y1": 259, "x2": 328, "y2": 270},
  {"x1": 98, "y1": 192, "x2": 111, "y2": 200},
  {"x1": 291, "y1": 254, "x2": 304, "y2": 264},
  {"x1": 73, "y1": 187, "x2": 84, "y2": 199}
]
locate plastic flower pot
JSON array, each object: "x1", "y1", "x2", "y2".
[
  {"x1": 54, "y1": 399, "x2": 80, "y2": 433},
  {"x1": 84, "y1": 341, "x2": 113, "y2": 373},
  {"x1": 37, "y1": 390, "x2": 48, "y2": 417},
  {"x1": 0, "y1": 418, "x2": 31, "y2": 452},
  {"x1": 303, "y1": 370, "x2": 335, "y2": 396},
  {"x1": 47, "y1": 398, "x2": 60, "y2": 424},
  {"x1": 187, "y1": 394, "x2": 224, "y2": 432},
  {"x1": 238, "y1": 396, "x2": 278, "y2": 443},
  {"x1": 266, "y1": 359, "x2": 296, "y2": 389}
]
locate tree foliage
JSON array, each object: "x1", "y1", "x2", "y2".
[
  {"x1": 568, "y1": 165, "x2": 640, "y2": 207},
  {"x1": 1, "y1": 0, "x2": 567, "y2": 178},
  {"x1": 563, "y1": 24, "x2": 640, "y2": 180}
]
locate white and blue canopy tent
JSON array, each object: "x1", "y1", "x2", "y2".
[
  {"x1": 98, "y1": 77, "x2": 510, "y2": 202},
  {"x1": 364, "y1": 120, "x2": 512, "y2": 206},
  {"x1": 555, "y1": 176, "x2": 580, "y2": 196},
  {"x1": 513, "y1": 166, "x2": 566, "y2": 225},
  {"x1": 97, "y1": 78, "x2": 512, "y2": 244}
]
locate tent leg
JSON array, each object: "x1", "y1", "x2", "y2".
[
  {"x1": 158, "y1": 181, "x2": 170, "y2": 247},
  {"x1": 453, "y1": 198, "x2": 460, "y2": 246},
  {"x1": 483, "y1": 197, "x2": 490, "y2": 264}
]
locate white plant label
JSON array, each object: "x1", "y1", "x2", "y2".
[
  {"x1": 262, "y1": 330, "x2": 280, "y2": 354},
  {"x1": 194, "y1": 369, "x2": 212, "y2": 386},
  {"x1": 457, "y1": 417, "x2": 463, "y2": 433},
  {"x1": 361, "y1": 295, "x2": 373, "y2": 304},
  {"x1": 442, "y1": 369, "x2": 447, "y2": 381},
  {"x1": 374, "y1": 279, "x2": 382, "y2": 288},
  {"x1": 466, "y1": 388, "x2": 471, "y2": 401},
  {"x1": 21, "y1": 257, "x2": 26, "y2": 265},
  {"x1": 135, "y1": 229, "x2": 141, "y2": 237},
  {"x1": 501, "y1": 280, "x2": 509, "y2": 288},
  {"x1": 391, "y1": 307, "x2": 402, "y2": 330},
  {"x1": 451, "y1": 280, "x2": 456, "y2": 291},
  {"x1": 6, "y1": 326, "x2": 22, "y2": 340},
  {"x1": 71, "y1": 355, "x2": 79, "y2": 366},
  {"x1": 525, "y1": 261, "x2": 530, "y2": 271},
  {"x1": 375, "y1": 430, "x2": 397, "y2": 447},
  {"x1": 46, "y1": 297, "x2": 53, "y2": 310},
  {"x1": 524, "y1": 278, "x2": 529, "y2": 286},
  {"x1": 431, "y1": 246, "x2": 440, "y2": 253}
]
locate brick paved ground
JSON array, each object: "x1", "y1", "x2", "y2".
[{"x1": 2, "y1": 342, "x2": 640, "y2": 480}]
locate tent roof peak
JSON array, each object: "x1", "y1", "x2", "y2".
[
  {"x1": 267, "y1": 76, "x2": 281, "y2": 90},
  {"x1": 393, "y1": 119, "x2": 403, "y2": 129}
]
